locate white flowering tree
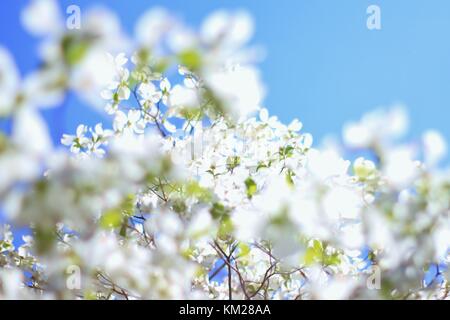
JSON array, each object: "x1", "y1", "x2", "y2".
[{"x1": 0, "y1": 0, "x2": 449, "y2": 300}]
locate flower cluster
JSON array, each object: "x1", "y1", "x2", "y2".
[{"x1": 0, "y1": 0, "x2": 448, "y2": 300}]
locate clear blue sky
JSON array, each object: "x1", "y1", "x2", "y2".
[{"x1": 1, "y1": 0, "x2": 450, "y2": 145}]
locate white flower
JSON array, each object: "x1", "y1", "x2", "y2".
[
  {"x1": 0, "y1": 49, "x2": 19, "y2": 115},
  {"x1": 259, "y1": 108, "x2": 280, "y2": 129},
  {"x1": 135, "y1": 8, "x2": 173, "y2": 48},
  {"x1": 201, "y1": 10, "x2": 253, "y2": 50},
  {"x1": 12, "y1": 108, "x2": 52, "y2": 158},
  {"x1": 343, "y1": 106, "x2": 408, "y2": 149},
  {"x1": 433, "y1": 225, "x2": 450, "y2": 260},
  {"x1": 61, "y1": 124, "x2": 113, "y2": 157},
  {"x1": 100, "y1": 53, "x2": 130, "y2": 103},
  {"x1": 91, "y1": 123, "x2": 113, "y2": 141},
  {"x1": 178, "y1": 65, "x2": 191, "y2": 77},
  {"x1": 0, "y1": 269, "x2": 25, "y2": 299},
  {"x1": 288, "y1": 119, "x2": 303, "y2": 132},
  {"x1": 167, "y1": 26, "x2": 197, "y2": 53},
  {"x1": 383, "y1": 146, "x2": 419, "y2": 189},
  {"x1": 301, "y1": 133, "x2": 314, "y2": 149},
  {"x1": 163, "y1": 120, "x2": 177, "y2": 133},
  {"x1": 0, "y1": 225, "x2": 14, "y2": 251},
  {"x1": 72, "y1": 49, "x2": 120, "y2": 108},
  {"x1": 23, "y1": 67, "x2": 65, "y2": 109},
  {"x1": 323, "y1": 186, "x2": 362, "y2": 221},
  {"x1": 232, "y1": 208, "x2": 265, "y2": 241},
  {"x1": 138, "y1": 82, "x2": 162, "y2": 105},
  {"x1": 82, "y1": 7, "x2": 128, "y2": 52},
  {"x1": 311, "y1": 276, "x2": 358, "y2": 300},
  {"x1": 187, "y1": 208, "x2": 214, "y2": 239},
  {"x1": 205, "y1": 65, "x2": 265, "y2": 120},
  {"x1": 253, "y1": 175, "x2": 291, "y2": 214},
  {"x1": 165, "y1": 84, "x2": 200, "y2": 115},
  {"x1": 307, "y1": 149, "x2": 350, "y2": 181},
  {"x1": 353, "y1": 157, "x2": 376, "y2": 179},
  {"x1": 21, "y1": 0, "x2": 62, "y2": 37},
  {"x1": 159, "y1": 78, "x2": 172, "y2": 105},
  {"x1": 61, "y1": 124, "x2": 90, "y2": 154},
  {"x1": 423, "y1": 130, "x2": 447, "y2": 167},
  {"x1": 89, "y1": 124, "x2": 113, "y2": 157},
  {"x1": 113, "y1": 110, "x2": 146, "y2": 134}
]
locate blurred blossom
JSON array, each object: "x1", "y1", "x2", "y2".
[
  {"x1": 205, "y1": 65, "x2": 265, "y2": 120},
  {"x1": 201, "y1": 10, "x2": 254, "y2": 51},
  {"x1": 0, "y1": 47, "x2": 19, "y2": 115},
  {"x1": 343, "y1": 106, "x2": 408, "y2": 149},
  {"x1": 383, "y1": 146, "x2": 419, "y2": 189},
  {"x1": 21, "y1": 0, "x2": 62, "y2": 37},
  {"x1": 423, "y1": 130, "x2": 447, "y2": 167},
  {"x1": 135, "y1": 8, "x2": 174, "y2": 49}
]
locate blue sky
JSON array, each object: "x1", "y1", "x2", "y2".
[{"x1": 2, "y1": 0, "x2": 450, "y2": 146}]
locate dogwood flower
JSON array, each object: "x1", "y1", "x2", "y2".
[
  {"x1": 206, "y1": 65, "x2": 265, "y2": 120},
  {"x1": 101, "y1": 53, "x2": 131, "y2": 104},
  {"x1": 343, "y1": 106, "x2": 408, "y2": 150},
  {"x1": 423, "y1": 130, "x2": 447, "y2": 167},
  {"x1": 21, "y1": 0, "x2": 63, "y2": 37},
  {"x1": 0, "y1": 47, "x2": 19, "y2": 115},
  {"x1": 138, "y1": 82, "x2": 162, "y2": 105},
  {"x1": 61, "y1": 124, "x2": 90, "y2": 154},
  {"x1": 113, "y1": 110, "x2": 146, "y2": 134},
  {"x1": 201, "y1": 10, "x2": 254, "y2": 53}
]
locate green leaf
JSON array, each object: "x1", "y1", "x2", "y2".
[
  {"x1": 61, "y1": 35, "x2": 89, "y2": 66},
  {"x1": 180, "y1": 107, "x2": 203, "y2": 121},
  {"x1": 35, "y1": 227, "x2": 56, "y2": 254},
  {"x1": 285, "y1": 169, "x2": 294, "y2": 187},
  {"x1": 178, "y1": 49, "x2": 202, "y2": 71},
  {"x1": 119, "y1": 222, "x2": 128, "y2": 237},
  {"x1": 218, "y1": 215, "x2": 233, "y2": 240},
  {"x1": 245, "y1": 177, "x2": 257, "y2": 199},
  {"x1": 279, "y1": 145, "x2": 294, "y2": 159},
  {"x1": 313, "y1": 239, "x2": 322, "y2": 252},
  {"x1": 238, "y1": 243, "x2": 251, "y2": 257},
  {"x1": 256, "y1": 162, "x2": 267, "y2": 172},
  {"x1": 201, "y1": 87, "x2": 227, "y2": 120},
  {"x1": 181, "y1": 247, "x2": 195, "y2": 259},
  {"x1": 172, "y1": 199, "x2": 187, "y2": 214},
  {"x1": 304, "y1": 240, "x2": 323, "y2": 266},
  {"x1": 153, "y1": 57, "x2": 171, "y2": 74},
  {"x1": 120, "y1": 194, "x2": 135, "y2": 217},
  {"x1": 100, "y1": 209, "x2": 123, "y2": 229},
  {"x1": 0, "y1": 240, "x2": 13, "y2": 253},
  {"x1": 304, "y1": 247, "x2": 317, "y2": 265},
  {"x1": 137, "y1": 48, "x2": 151, "y2": 64},
  {"x1": 226, "y1": 156, "x2": 241, "y2": 171},
  {"x1": 303, "y1": 240, "x2": 341, "y2": 266},
  {"x1": 324, "y1": 252, "x2": 341, "y2": 266},
  {"x1": 0, "y1": 133, "x2": 7, "y2": 153},
  {"x1": 84, "y1": 290, "x2": 98, "y2": 300},
  {"x1": 186, "y1": 181, "x2": 212, "y2": 202},
  {"x1": 210, "y1": 202, "x2": 229, "y2": 219},
  {"x1": 100, "y1": 194, "x2": 135, "y2": 229}
]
